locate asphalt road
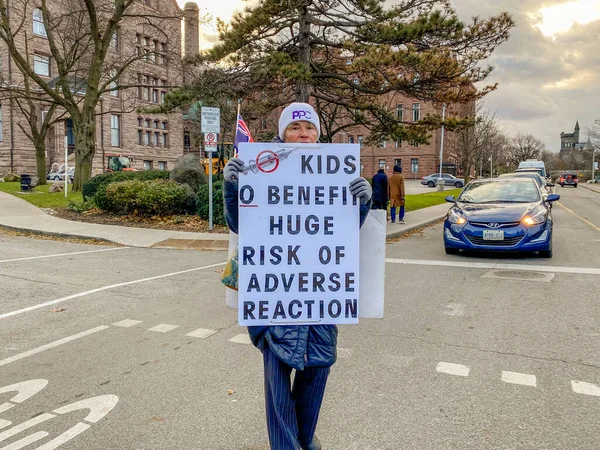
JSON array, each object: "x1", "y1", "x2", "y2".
[{"x1": 0, "y1": 186, "x2": 599, "y2": 449}]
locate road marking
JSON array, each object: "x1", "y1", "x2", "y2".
[
  {"x1": 0, "y1": 431, "x2": 48, "y2": 449},
  {"x1": 501, "y1": 371, "x2": 537, "y2": 387},
  {"x1": 229, "y1": 334, "x2": 252, "y2": 345},
  {"x1": 0, "y1": 413, "x2": 54, "y2": 443},
  {"x1": 386, "y1": 258, "x2": 600, "y2": 275},
  {"x1": 35, "y1": 423, "x2": 90, "y2": 450},
  {"x1": 147, "y1": 324, "x2": 179, "y2": 333},
  {"x1": 556, "y1": 201, "x2": 600, "y2": 233},
  {"x1": 0, "y1": 327, "x2": 108, "y2": 367},
  {"x1": 0, "y1": 379, "x2": 49, "y2": 414},
  {"x1": 0, "y1": 247, "x2": 129, "y2": 264},
  {"x1": 186, "y1": 328, "x2": 218, "y2": 339},
  {"x1": 571, "y1": 380, "x2": 600, "y2": 397},
  {"x1": 112, "y1": 319, "x2": 142, "y2": 328},
  {"x1": 443, "y1": 303, "x2": 465, "y2": 316},
  {"x1": 0, "y1": 421, "x2": 10, "y2": 430},
  {"x1": 436, "y1": 362, "x2": 470, "y2": 377},
  {"x1": 0, "y1": 262, "x2": 226, "y2": 321}
]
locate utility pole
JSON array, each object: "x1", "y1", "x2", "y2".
[{"x1": 437, "y1": 103, "x2": 446, "y2": 192}]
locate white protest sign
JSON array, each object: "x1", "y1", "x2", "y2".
[{"x1": 237, "y1": 142, "x2": 360, "y2": 326}]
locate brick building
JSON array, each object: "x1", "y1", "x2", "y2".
[{"x1": 0, "y1": 0, "x2": 185, "y2": 176}]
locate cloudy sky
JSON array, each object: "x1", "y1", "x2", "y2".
[{"x1": 178, "y1": 0, "x2": 600, "y2": 152}]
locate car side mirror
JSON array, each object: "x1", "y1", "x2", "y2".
[
  {"x1": 546, "y1": 193, "x2": 560, "y2": 202},
  {"x1": 445, "y1": 195, "x2": 456, "y2": 203}
]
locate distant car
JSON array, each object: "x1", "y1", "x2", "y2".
[
  {"x1": 498, "y1": 172, "x2": 553, "y2": 193},
  {"x1": 46, "y1": 168, "x2": 74, "y2": 182},
  {"x1": 443, "y1": 178, "x2": 560, "y2": 258},
  {"x1": 518, "y1": 160, "x2": 547, "y2": 178},
  {"x1": 559, "y1": 172, "x2": 578, "y2": 188},
  {"x1": 421, "y1": 173, "x2": 465, "y2": 188}
]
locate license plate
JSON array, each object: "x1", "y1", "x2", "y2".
[{"x1": 483, "y1": 230, "x2": 504, "y2": 240}]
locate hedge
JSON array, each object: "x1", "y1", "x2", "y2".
[
  {"x1": 102, "y1": 179, "x2": 191, "y2": 216},
  {"x1": 197, "y1": 181, "x2": 226, "y2": 226},
  {"x1": 82, "y1": 170, "x2": 169, "y2": 201}
]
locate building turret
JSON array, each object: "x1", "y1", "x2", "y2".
[
  {"x1": 183, "y1": 2, "x2": 199, "y2": 57},
  {"x1": 574, "y1": 120, "x2": 580, "y2": 143}
]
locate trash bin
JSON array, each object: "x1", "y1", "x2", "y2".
[{"x1": 20, "y1": 174, "x2": 32, "y2": 192}]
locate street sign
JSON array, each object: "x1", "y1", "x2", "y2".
[
  {"x1": 205, "y1": 144, "x2": 217, "y2": 153},
  {"x1": 201, "y1": 107, "x2": 220, "y2": 134},
  {"x1": 205, "y1": 132, "x2": 216, "y2": 143}
]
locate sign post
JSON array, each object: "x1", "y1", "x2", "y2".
[{"x1": 201, "y1": 107, "x2": 220, "y2": 231}]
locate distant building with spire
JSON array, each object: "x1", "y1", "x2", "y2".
[{"x1": 559, "y1": 121, "x2": 583, "y2": 159}]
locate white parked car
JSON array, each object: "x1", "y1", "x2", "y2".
[{"x1": 420, "y1": 173, "x2": 465, "y2": 188}]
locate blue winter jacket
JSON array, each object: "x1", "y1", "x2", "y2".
[{"x1": 224, "y1": 176, "x2": 371, "y2": 370}]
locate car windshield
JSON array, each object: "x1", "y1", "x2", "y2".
[{"x1": 457, "y1": 181, "x2": 541, "y2": 204}]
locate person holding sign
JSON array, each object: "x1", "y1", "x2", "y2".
[{"x1": 223, "y1": 103, "x2": 372, "y2": 450}]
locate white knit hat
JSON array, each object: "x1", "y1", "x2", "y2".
[{"x1": 278, "y1": 102, "x2": 321, "y2": 140}]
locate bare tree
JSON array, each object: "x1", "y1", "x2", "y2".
[
  {"x1": 508, "y1": 133, "x2": 545, "y2": 166},
  {"x1": 0, "y1": 0, "x2": 182, "y2": 189}
]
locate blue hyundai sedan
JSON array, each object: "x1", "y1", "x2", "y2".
[{"x1": 443, "y1": 178, "x2": 560, "y2": 258}]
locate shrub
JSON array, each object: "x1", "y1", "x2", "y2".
[
  {"x1": 82, "y1": 170, "x2": 169, "y2": 201},
  {"x1": 170, "y1": 154, "x2": 207, "y2": 193},
  {"x1": 197, "y1": 181, "x2": 226, "y2": 226},
  {"x1": 102, "y1": 179, "x2": 190, "y2": 216},
  {"x1": 4, "y1": 173, "x2": 20, "y2": 182},
  {"x1": 67, "y1": 199, "x2": 96, "y2": 213}
]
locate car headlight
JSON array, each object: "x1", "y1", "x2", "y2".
[
  {"x1": 522, "y1": 208, "x2": 546, "y2": 226},
  {"x1": 448, "y1": 209, "x2": 466, "y2": 225}
]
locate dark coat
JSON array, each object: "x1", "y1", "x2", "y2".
[
  {"x1": 372, "y1": 170, "x2": 389, "y2": 204},
  {"x1": 224, "y1": 178, "x2": 371, "y2": 370}
]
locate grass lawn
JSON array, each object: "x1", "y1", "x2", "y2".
[
  {"x1": 0, "y1": 181, "x2": 82, "y2": 209},
  {"x1": 404, "y1": 188, "x2": 460, "y2": 212}
]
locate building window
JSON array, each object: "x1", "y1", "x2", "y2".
[
  {"x1": 158, "y1": 161, "x2": 167, "y2": 170},
  {"x1": 34, "y1": 55, "x2": 50, "y2": 76},
  {"x1": 160, "y1": 91, "x2": 166, "y2": 104},
  {"x1": 146, "y1": 131, "x2": 151, "y2": 145},
  {"x1": 394, "y1": 158, "x2": 402, "y2": 167},
  {"x1": 357, "y1": 135, "x2": 364, "y2": 145},
  {"x1": 145, "y1": 119, "x2": 151, "y2": 127},
  {"x1": 396, "y1": 104, "x2": 403, "y2": 120},
  {"x1": 379, "y1": 140, "x2": 386, "y2": 148},
  {"x1": 154, "y1": 120, "x2": 159, "y2": 129},
  {"x1": 378, "y1": 159, "x2": 386, "y2": 169},
  {"x1": 348, "y1": 136, "x2": 355, "y2": 143},
  {"x1": 143, "y1": 160, "x2": 153, "y2": 170},
  {"x1": 137, "y1": 130, "x2": 143, "y2": 145},
  {"x1": 162, "y1": 121, "x2": 168, "y2": 130},
  {"x1": 395, "y1": 140, "x2": 402, "y2": 148},
  {"x1": 111, "y1": 115, "x2": 120, "y2": 147},
  {"x1": 411, "y1": 141, "x2": 419, "y2": 147},
  {"x1": 162, "y1": 133, "x2": 168, "y2": 147},
  {"x1": 412, "y1": 103, "x2": 420, "y2": 121},
  {"x1": 152, "y1": 89, "x2": 158, "y2": 103},
  {"x1": 33, "y1": 9, "x2": 46, "y2": 37},
  {"x1": 109, "y1": 70, "x2": 118, "y2": 97},
  {"x1": 411, "y1": 158, "x2": 419, "y2": 173},
  {"x1": 110, "y1": 32, "x2": 118, "y2": 51},
  {"x1": 138, "y1": 117, "x2": 143, "y2": 127},
  {"x1": 260, "y1": 119, "x2": 268, "y2": 130},
  {"x1": 154, "y1": 132, "x2": 160, "y2": 146}
]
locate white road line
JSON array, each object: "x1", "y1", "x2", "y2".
[
  {"x1": 112, "y1": 319, "x2": 142, "y2": 328},
  {"x1": 0, "y1": 262, "x2": 226, "y2": 321},
  {"x1": 147, "y1": 324, "x2": 179, "y2": 333},
  {"x1": 0, "y1": 326, "x2": 108, "y2": 367},
  {"x1": 229, "y1": 334, "x2": 252, "y2": 345},
  {"x1": 0, "y1": 247, "x2": 129, "y2": 264},
  {"x1": 443, "y1": 303, "x2": 465, "y2": 316},
  {"x1": 0, "y1": 421, "x2": 10, "y2": 430},
  {"x1": 0, "y1": 431, "x2": 48, "y2": 450},
  {"x1": 501, "y1": 371, "x2": 537, "y2": 387},
  {"x1": 186, "y1": 328, "x2": 218, "y2": 339},
  {"x1": 436, "y1": 362, "x2": 470, "y2": 377},
  {"x1": 571, "y1": 380, "x2": 600, "y2": 397},
  {"x1": 35, "y1": 422, "x2": 90, "y2": 450},
  {"x1": 0, "y1": 413, "x2": 54, "y2": 443},
  {"x1": 386, "y1": 258, "x2": 600, "y2": 275}
]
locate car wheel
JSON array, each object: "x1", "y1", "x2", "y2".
[
  {"x1": 53, "y1": 176, "x2": 60, "y2": 180},
  {"x1": 427, "y1": 181, "x2": 435, "y2": 187},
  {"x1": 445, "y1": 247, "x2": 460, "y2": 255},
  {"x1": 455, "y1": 182, "x2": 463, "y2": 188},
  {"x1": 539, "y1": 248, "x2": 552, "y2": 258}
]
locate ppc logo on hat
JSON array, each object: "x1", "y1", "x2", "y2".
[{"x1": 292, "y1": 110, "x2": 312, "y2": 120}]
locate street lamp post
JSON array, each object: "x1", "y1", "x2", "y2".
[{"x1": 436, "y1": 103, "x2": 446, "y2": 192}]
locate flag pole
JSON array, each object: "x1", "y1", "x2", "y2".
[{"x1": 234, "y1": 98, "x2": 241, "y2": 157}]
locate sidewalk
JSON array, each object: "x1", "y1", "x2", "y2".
[
  {"x1": 0, "y1": 191, "x2": 449, "y2": 248},
  {"x1": 581, "y1": 182, "x2": 600, "y2": 195}
]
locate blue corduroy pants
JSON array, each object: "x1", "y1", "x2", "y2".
[
  {"x1": 263, "y1": 346, "x2": 330, "y2": 450},
  {"x1": 390, "y1": 206, "x2": 405, "y2": 222}
]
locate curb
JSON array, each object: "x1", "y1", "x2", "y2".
[
  {"x1": 0, "y1": 224, "x2": 117, "y2": 245},
  {"x1": 385, "y1": 214, "x2": 446, "y2": 240},
  {"x1": 580, "y1": 184, "x2": 600, "y2": 195}
]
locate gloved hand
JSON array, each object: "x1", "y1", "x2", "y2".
[
  {"x1": 223, "y1": 158, "x2": 245, "y2": 182},
  {"x1": 349, "y1": 177, "x2": 372, "y2": 204}
]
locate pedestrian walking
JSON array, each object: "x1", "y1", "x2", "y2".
[
  {"x1": 371, "y1": 168, "x2": 389, "y2": 212},
  {"x1": 388, "y1": 164, "x2": 405, "y2": 224},
  {"x1": 222, "y1": 102, "x2": 372, "y2": 450}
]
